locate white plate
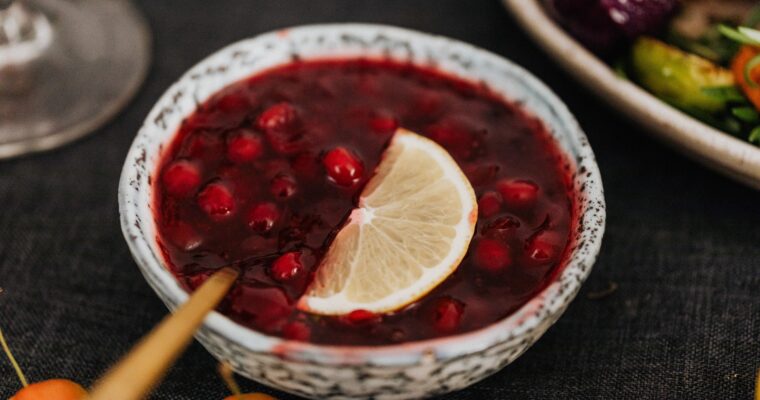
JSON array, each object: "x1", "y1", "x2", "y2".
[{"x1": 504, "y1": 0, "x2": 760, "y2": 189}]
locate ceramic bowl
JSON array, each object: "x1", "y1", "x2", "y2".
[
  {"x1": 503, "y1": 0, "x2": 760, "y2": 189},
  {"x1": 118, "y1": 24, "x2": 606, "y2": 399}
]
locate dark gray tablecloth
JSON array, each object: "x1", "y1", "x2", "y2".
[{"x1": 1, "y1": 1, "x2": 758, "y2": 399}]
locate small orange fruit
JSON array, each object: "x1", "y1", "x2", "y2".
[{"x1": 11, "y1": 379, "x2": 87, "y2": 400}]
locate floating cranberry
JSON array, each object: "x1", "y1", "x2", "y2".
[
  {"x1": 426, "y1": 122, "x2": 475, "y2": 159},
  {"x1": 478, "y1": 191, "x2": 502, "y2": 218},
  {"x1": 163, "y1": 160, "x2": 201, "y2": 197},
  {"x1": 230, "y1": 286, "x2": 291, "y2": 325},
  {"x1": 165, "y1": 222, "x2": 203, "y2": 251},
  {"x1": 270, "y1": 174, "x2": 297, "y2": 199},
  {"x1": 323, "y1": 147, "x2": 364, "y2": 186},
  {"x1": 497, "y1": 179, "x2": 539, "y2": 209},
  {"x1": 181, "y1": 132, "x2": 222, "y2": 159},
  {"x1": 197, "y1": 181, "x2": 235, "y2": 218},
  {"x1": 257, "y1": 102, "x2": 297, "y2": 132},
  {"x1": 369, "y1": 114, "x2": 398, "y2": 134},
  {"x1": 526, "y1": 231, "x2": 564, "y2": 265},
  {"x1": 282, "y1": 321, "x2": 311, "y2": 341},
  {"x1": 433, "y1": 297, "x2": 464, "y2": 332},
  {"x1": 343, "y1": 309, "x2": 381, "y2": 325},
  {"x1": 270, "y1": 251, "x2": 303, "y2": 281},
  {"x1": 481, "y1": 215, "x2": 520, "y2": 239},
  {"x1": 463, "y1": 163, "x2": 500, "y2": 187},
  {"x1": 474, "y1": 238, "x2": 512, "y2": 272},
  {"x1": 214, "y1": 93, "x2": 249, "y2": 113},
  {"x1": 246, "y1": 202, "x2": 280, "y2": 233},
  {"x1": 227, "y1": 129, "x2": 264, "y2": 163}
]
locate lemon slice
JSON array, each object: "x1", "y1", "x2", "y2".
[{"x1": 299, "y1": 128, "x2": 477, "y2": 315}]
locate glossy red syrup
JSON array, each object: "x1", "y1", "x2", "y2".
[{"x1": 154, "y1": 59, "x2": 574, "y2": 345}]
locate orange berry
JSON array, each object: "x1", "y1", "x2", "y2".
[{"x1": 11, "y1": 379, "x2": 87, "y2": 400}]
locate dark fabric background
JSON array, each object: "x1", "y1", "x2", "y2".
[{"x1": 0, "y1": 1, "x2": 758, "y2": 399}]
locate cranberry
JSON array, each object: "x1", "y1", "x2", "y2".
[
  {"x1": 282, "y1": 321, "x2": 311, "y2": 341},
  {"x1": 433, "y1": 297, "x2": 464, "y2": 332},
  {"x1": 525, "y1": 231, "x2": 564, "y2": 265},
  {"x1": 197, "y1": 182, "x2": 235, "y2": 218},
  {"x1": 230, "y1": 286, "x2": 291, "y2": 325},
  {"x1": 257, "y1": 102, "x2": 297, "y2": 132},
  {"x1": 463, "y1": 163, "x2": 500, "y2": 187},
  {"x1": 369, "y1": 114, "x2": 398, "y2": 134},
  {"x1": 214, "y1": 93, "x2": 248, "y2": 113},
  {"x1": 478, "y1": 191, "x2": 502, "y2": 217},
  {"x1": 246, "y1": 202, "x2": 280, "y2": 233},
  {"x1": 163, "y1": 160, "x2": 201, "y2": 197},
  {"x1": 165, "y1": 222, "x2": 203, "y2": 251},
  {"x1": 323, "y1": 147, "x2": 364, "y2": 186},
  {"x1": 426, "y1": 122, "x2": 475, "y2": 159},
  {"x1": 181, "y1": 132, "x2": 222, "y2": 159},
  {"x1": 270, "y1": 252, "x2": 303, "y2": 281},
  {"x1": 270, "y1": 174, "x2": 297, "y2": 199},
  {"x1": 343, "y1": 309, "x2": 381, "y2": 325},
  {"x1": 497, "y1": 179, "x2": 539, "y2": 209},
  {"x1": 474, "y1": 238, "x2": 512, "y2": 272},
  {"x1": 227, "y1": 129, "x2": 264, "y2": 163},
  {"x1": 481, "y1": 216, "x2": 520, "y2": 239}
]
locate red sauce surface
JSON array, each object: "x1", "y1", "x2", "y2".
[{"x1": 153, "y1": 59, "x2": 574, "y2": 345}]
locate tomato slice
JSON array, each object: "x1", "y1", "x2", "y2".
[{"x1": 731, "y1": 45, "x2": 760, "y2": 112}]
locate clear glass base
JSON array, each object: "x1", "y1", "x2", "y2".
[{"x1": 0, "y1": 0, "x2": 150, "y2": 159}]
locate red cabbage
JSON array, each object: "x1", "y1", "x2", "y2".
[{"x1": 548, "y1": 0, "x2": 680, "y2": 55}]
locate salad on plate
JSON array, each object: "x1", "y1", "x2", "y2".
[{"x1": 546, "y1": 0, "x2": 760, "y2": 146}]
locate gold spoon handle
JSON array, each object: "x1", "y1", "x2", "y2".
[{"x1": 87, "y1": 267, "x2": 239, "y2": 400}]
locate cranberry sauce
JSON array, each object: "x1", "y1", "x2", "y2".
[{"x1": 153, "y1": 59, "x2": 574, "y2": 345}]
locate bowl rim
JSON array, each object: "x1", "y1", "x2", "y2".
[
  {"x1": 118, "y1": 22, "x2": 606, "y2": 365},
  {"x1": 503, "y1": 0, "x2": 760, "y2": 189}
]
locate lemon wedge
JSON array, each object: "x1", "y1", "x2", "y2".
[{"x1": 299, "y1": 129, "x2": 477, "y2": 315}]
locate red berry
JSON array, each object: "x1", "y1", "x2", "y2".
[
  {"x1": 246, "y1": 202, "x2": 280, "y2": 233},
  {"x1": 166, "y1": 222, "x2": 203, "y2": 251},
  {"x1": 426, "y1": 122, "x2": 475, "y2": 159},
  {"x1": 343, "y1": 309, "x2": 381, "y2": 325},
  {"x1": 478, "y1": 191, "x2": 502, "y2": 217},
  {"x1": 463, "y1": 163, "x2": 500, "y2": 187},
  {"x1": 270, "y1": 174, "x2": 297, "y2": 199},
  {"x1": 197, "y1": 182, "x2": 235, "y2": 218},
  {"x1": 369, "y1": 115, "x2": 398, "y2": 134},
  {"x1": 257, "y1": 102, "x2": 297, "y2": 132},
  {"x1": 474, "y1": 238, "x2": 512, "y2": 272},
  {"x1": 481, "y1": 216, "x2": 520, "y2": 239},
  {"x1": 525, "y1": 231, "x2": 564, "y2": 265},
  {"x1": 282, "y1": 321, "x2": 311, "y2": 341},
  {"x1": 230, "y1": 286, "x2": 291, "y2": 325},
  {"x1": 271, "y1": 252, "x2": 303, "y2": 281},
  {"x1": 227, "y1": 129, "x2": 263, "y2": 163},
  {"x1": 163, "y1": 160, "x2": 201, "y2": 197},
  {"x1": 433, "y1": 297, "x2": 464, "y2": 332},
  {"x1": 323, "y1": 147, "x2": 364, "y2": 186},
  {"x1": 214, "y1": 93, "x2": 248, "y2": 113},
  {"x1": 497, "y1": 179, "x2": 539, "y2": 209}
]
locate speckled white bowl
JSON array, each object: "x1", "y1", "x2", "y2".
[{"x1": 118, "y1": 24, "x2": 606, "y2": 399}]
